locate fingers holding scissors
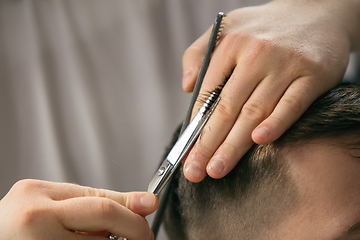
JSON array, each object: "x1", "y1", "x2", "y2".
[{"x1": 183, "y1": 1, "x2": 352, "y2": 182}]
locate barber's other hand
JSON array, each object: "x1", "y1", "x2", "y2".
[
  {"x1": 182, "y1": 0, "x2": 359, "y2": 182},
  {"x1": 0, "y1": 179, "x2": 158, "y2": 240}
]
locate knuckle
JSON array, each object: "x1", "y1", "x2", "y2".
[
  {"x1": 84, "y1": 186, "x2": 102, "y2": 197},
  {"x1": 222, "y1": 30, "x2": 247, "y2": 46},
  {"x1": 9, "y1": 180, "x2": 53, "y2": 229},
  {"x1": 222, "y1": 141, "x2": 238, "y2": 153},
  {"x1": 12, "y1": 179, "x2": 42, "y2": 194},
  {"x1": 125, "y1": 193, "x2": 132, "y2": 210},
  {"x1": 242, "y1": 36, "x2": 278, "y2": 67},
  {"x1": 249, "y1": 36, "x2": 276, "y2": 56},
  {"x1": 241, "y1": 101, "x2": 268, "y2": 123},
  {"x1": 19, "y1": 205, "x2": 49, "y2": 229},
  {"x1": 84, "y1": 186, "x2": 95, "y2": 196},
  {"x1": 251, "y1": 36, "x2": 275, "y2": 52},
  {"x1": 219, "y1": 142, "x2": 238, "y2": 160},
  {"x1": 281, "y1": 94, "x2": 305, "y2": 115},
  {"x1": 183, "y1": 45, "x2": 203, "y2": 62},
  {"x1": 219, "y1": 31, "x2": 247, "y2": 58},
  {"x1": 21, "y1": 208, "x2": 39, "y2": 225},
  {"x1": 215, "y1": 99, "x2": 239, "y2": 124},
  {"x1": 100, "y1": 198, "x2": 117, "y2": 219},
  {"x1": 269, "y1": 115, "x2": 286, "y2": 130},
  {"x1": 196, "y1": 138, "x2": 214, "y2": 159}
]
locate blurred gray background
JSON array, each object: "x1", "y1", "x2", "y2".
[{"x1": 0, "y1": 1, "x2": 358, "y2": 239}]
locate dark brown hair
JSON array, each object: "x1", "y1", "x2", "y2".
[{"x1": 163, "y1": 83, "x2": 360, "y2": 240}]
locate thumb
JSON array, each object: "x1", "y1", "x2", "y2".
[
  {"x1": 182, "y1": 27, "x2": 211, "y2": 92},
  {"x1": 124, "y1": 192, "x2": 158, "y2": 217}
]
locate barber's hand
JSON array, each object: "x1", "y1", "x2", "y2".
[
  {"x1": 183, "y1": 0, "x2": 359, "y2": 182},
  {"x1": 0, "y1": 179, "x2": 158, "y2": 240}
]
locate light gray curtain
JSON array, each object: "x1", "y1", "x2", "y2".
[{"x1": 0, "y1": 1, "x2": 357, "y2": 239}]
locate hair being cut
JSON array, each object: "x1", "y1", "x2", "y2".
[{"x1": 163, "y1": 83, "x2": 360, "y2": 240}]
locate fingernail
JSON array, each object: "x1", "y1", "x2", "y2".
[
  {"x1": 182, "y1": 70, "x2": 192, "y2": 87},
  {"x1": 185, "y1": 163, "x2": 202, "y2": 179},
  {"x1": 253, "y1": 127, "x2": 269, "y2": 139},
  {"x1": 140, "y1": 193, "x2": 156, "y2": 208},
  {"x1": 208, "y1": 158, "x2": 225, "y2": 175}
]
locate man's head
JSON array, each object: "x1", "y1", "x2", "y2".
[{"x1": 163, "y1": 83, "x2": 360, "y2": 240}]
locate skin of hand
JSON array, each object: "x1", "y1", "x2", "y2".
[
  {"x1": 0, "y1": 179, "x2": 158, "y2": 240},
  {"x1": 182, "y1": 0, "x2": 360, "y2": 182}
]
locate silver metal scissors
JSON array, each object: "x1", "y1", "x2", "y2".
[
  {"x1": 148, "y1": 11, "x2": 225, "y2": 196},
  {"x1": 148, "y1": 91, "x2": 220, "y2": 195}
]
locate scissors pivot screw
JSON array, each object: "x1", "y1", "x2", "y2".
[{"x1": 157, "y1": 167, "x2": 166, "y2": 176}]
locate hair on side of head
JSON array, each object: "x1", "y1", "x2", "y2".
[
  {"x1": 164, "y1": 139, "x2": 298, "y2": 240},
  {"x1": 163, "y1": 83, "x2": 360, "y2": 240}
]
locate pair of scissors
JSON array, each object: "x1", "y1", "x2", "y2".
[
  {"x1": 148, "y1": 11, "x2": 225, "y2": 196},
  {"x1": 148, "y1": 12, "x2": 226, "y2": 239}
]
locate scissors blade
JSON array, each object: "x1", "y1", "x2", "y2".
[{"x1": 148, "y1": 94, "x2": 220, "y2": 195}]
